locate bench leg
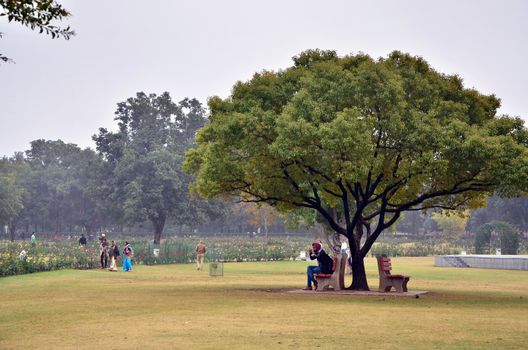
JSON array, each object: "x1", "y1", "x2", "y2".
[
  {"x1": 331, "y1": 276, "x2": 341, "y2": 291},
  {"x1": 402, "y1": 278, "x2": 409, "y2": 292},
  {"x1": 392, "y1": 279, "x2": 404, "y2": 293},
  {"x1": 380, "y1": 279, "x2": 392, "y2": 292},
  {"x1": 315, "y1": 276, "x2": 342, "y2": 291},
  {"x1": 316, "y1": 278, "x2": 330, "y2": 291}
]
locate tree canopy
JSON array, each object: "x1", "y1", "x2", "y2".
[
  {"x1": 467, "y1": 195, "x2": 528, "y2": 232},
  {"x1": 475, "y1": 221, "x2": 520, "y2": 255},
  {"x1": 93, "y1": 92, "x2": 214, "y2": 243},
  {"x1": 185, "y1": 49, "x2": 528, "y2": 289}
]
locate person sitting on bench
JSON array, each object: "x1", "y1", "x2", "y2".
[{"x1": 304, "y1": 242, "x2": 334, "y2": 291}]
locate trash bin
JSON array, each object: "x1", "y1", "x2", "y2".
[{"x1": 209, "y1": 262, "x2": 224, "y2": 277}]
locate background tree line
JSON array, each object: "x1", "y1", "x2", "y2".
[{"x1": 0, "y1": 92, "x2": 302, "y2": 243}]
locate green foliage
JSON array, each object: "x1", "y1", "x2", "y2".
[
  {"x1": 138, "y1": 236, "x2": 310, "y2": 264},
  {"x1": 0, "y1": 157, "x2": 25, "y2": 228},
  {"x1": 494, "y1": 221, "x2": 520, "y2": 255},
  {"x1": 93, "y1": 93, "x2": 218, "y2": 243},
  {"x1": 292, "y1": 49, "x2": 338, "y2": 67},
  {"x1": 468, "y1": 195, "x2": 528, "y2": 232},
  {"x1": 205, "y1": 236, "x2": 306, "y2": 262},
  {"x1": 187, "y1": 50, "x2": 528, "y2": 223},
  {"x1": 475, "y1": 223, "x2": 493, "y2": 254},
  {"x1": 475, "y1": 221, "x2": 520, "y2": 255},
  {"x1": 432, "y1": 211, "x2": 468, "y2": 240},
  {"x1": 370, "y1": 241, "x2": 465, "y2": 257},
  {"x1": 0, "y1": 0, "x2": 73, "y2": 62},
  {"x1": 0, "y1": 240, "x2": 99, "y2": 277},
  {"x1": 186, "y1": 49, "x2": 528, "y2": 289},
  {"x1": 17, "y1": 140, "x2": 105, "y2": 233},
  {"x1": 396, "y1": 211, "x2": 427, "y2": 235},
  {"x1": 140, "y1": 241, "x2": 192, "y2": 265},
  {"x1": 0, "y1": 0, "x2": 73, "y2": 39}
]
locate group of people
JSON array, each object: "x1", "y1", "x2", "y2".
[
  {"x1": 22, "y1": 231, "x2": 334, "y2": 286},
  {"x1": 77, "y1": 234, "x2": 207, "y2": 272},
  {"x1": 79, "y1": 233, "x2": 133, "y2": 272}
]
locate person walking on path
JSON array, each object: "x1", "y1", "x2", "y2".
[
  {"x1": 30, "y1": 232, "x2": 37, "y2": 247},
  {"x1": 303, "y1": 242, "x2": 333, "y2": 291},
  {"x1": 108, "y1": 241, "x2": 120, "y2": 272},
  {"x1": 99, "y1": 233, "x2": 109, "y2": 269},
  {"x1": 122, "y1": 241, "x2": 133, "y2": 272},
  {"x1": 195, "y1": 240, "x2": 206, "y2": 270}
]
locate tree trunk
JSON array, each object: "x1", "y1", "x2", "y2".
[
  {"x1": 350, "y1": 254, "x2": 369, "y2": 290},
  {"x1": 152, "y1": 215, "x2": 166, "y2": 245},
  {"x1": 347, "y1": 222, "x2": 370, "y2": 290},
  {"x1": 262, "y1": 210, "x2": 269, "y2": 240},
  {"x1": 9, "y1": 222, "x2": 16, "y2": 242}
]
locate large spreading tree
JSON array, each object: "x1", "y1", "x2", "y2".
[{"x1": 185, "y1": 49, "x2": 528, "y2": 290}]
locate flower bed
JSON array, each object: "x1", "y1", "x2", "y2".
[
  {"x1": 1, "y1": 235, "x2": 490, "y2": 276},
  {"x1": 369, "y1": 241, "x2": 469, "y2": 257},
  {"x1": 138, "y1": 236, "x2": 311, "y2": 264},
  {"x1": 0, "y1": 241, "x2": 99, "y2": 277}
]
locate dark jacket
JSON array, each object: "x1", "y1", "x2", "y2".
[
  {"x1": 112, "y1": 245, "x2": 120, "y2": 259},
  {"x1": 310, "y1": 249, "x2": 334, "y2": 274}
]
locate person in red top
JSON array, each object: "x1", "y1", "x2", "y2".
[{"x1": 195, "y1": 240, "x2": 206, "y2": 270}]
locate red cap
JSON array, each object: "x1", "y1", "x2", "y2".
[{"x1": 312, "y1": 242, "x2": 322, "y2": 251}]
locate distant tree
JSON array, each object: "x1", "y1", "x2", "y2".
[
  {"x1": 239, "y1": 202, "x2": 280, "y2": 239},
  {"x1": 20, "y1": 139, "x2": 104, "y2": 234},
  {"x1": 0, "y1": 0, "x2": 74, "y2": 62},
  {"x1": 468, "y1": 195, "x2": 528, "y2": 232},
  {"x1": 0, "y1": 156, "x2": 25, "y2": 240},
  {"x1": 432, "y1": 211, "x2": 468, "y2": 240},
  {"x1": 475, "y1": 223, "x2": 493, "y2": 254},
  {"x1": 185, "y1": 50, "x2": 528, "y2": 290},
  {"x1": 93, "y1": 92, "x2": 209, "y2": 243},
  {"x1": 396, "y1": 211, "x2": 426, "y2": 235},
  {"x1": 423, "y1": 214, "x2": 440, "y2": 234},
  {"x1": 475, "y1": 221, "x2": 520, "y2": 255}
]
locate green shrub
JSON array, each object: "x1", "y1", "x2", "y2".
[{"x1": 0, "y1": 241, "x2": 99, "y2": 277}]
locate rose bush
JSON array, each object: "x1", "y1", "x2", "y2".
[{"x1": 0, "y1": 241, "x2": 99, "y2": 276}]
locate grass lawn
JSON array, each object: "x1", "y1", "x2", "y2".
[{"x1": 0, "y1": 257, "x2": 527, "y2": 349}]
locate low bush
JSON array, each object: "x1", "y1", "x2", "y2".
[
  {"x1": 1, "y1": 234, "x2": 495, "y2": 277},
  {"x1": 0, "y1": 241, "x2": 99, "y2": 277}
]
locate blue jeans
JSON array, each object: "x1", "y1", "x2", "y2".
[{"x1": 307, "y1": 265, "x2": 321, "y2": 287}]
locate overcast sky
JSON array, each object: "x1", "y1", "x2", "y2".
[{"x1": 1, "y1": 0, "x2": 527, "y2": 157}]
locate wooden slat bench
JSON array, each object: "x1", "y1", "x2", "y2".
[
  {"x1": 377, "y1": 255, "x2": 410, "y2": 293},
  {"x1": 314, "y1": 253, "x2": 347, "y2": 291}
]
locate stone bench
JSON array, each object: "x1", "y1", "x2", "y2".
[
  {"x1": 314, "y1": 253, "x2": 348, "y2": 291},
  {"x1": 377, "y1": 255, "x2": 410, "y2": 293}
]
